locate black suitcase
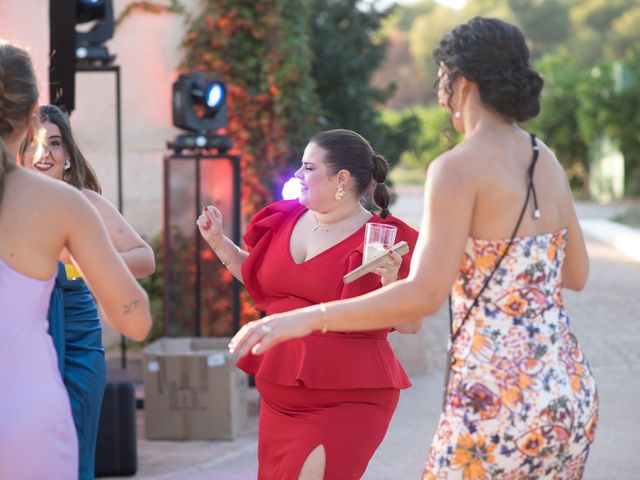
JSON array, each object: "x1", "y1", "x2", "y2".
[{"x1": 94, "y1": 370, "x2": 138, "y2": 477}]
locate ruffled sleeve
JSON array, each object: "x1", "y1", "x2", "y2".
[
  {"x1": 241, "y1": 200, "x2": 304, "y2": 311},
  {"x1": 242, "y1": 199, "x2": 301, "y2": 251}
]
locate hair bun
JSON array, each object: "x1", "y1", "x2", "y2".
[
  {"x1": 434, "y1": 17, "x2": 544, "y2": 122},
  {"x1": 485, "y1": 63, "x2": 544, "y2": 122}
]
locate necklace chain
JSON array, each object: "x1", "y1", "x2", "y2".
[
  {"x1": 312, "y1": 212, "x2": 367, "y2": 233},
  {"x1": 312, "y1": 214, "x2": 333, "y2": 232}
]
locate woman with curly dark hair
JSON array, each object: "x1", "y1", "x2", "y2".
[{"x1": 231, "y1": 17, "x2": 598, "y2": 479}]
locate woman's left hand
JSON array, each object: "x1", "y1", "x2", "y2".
[{"x1": 373, "y1": 250, "x2": 402, "y2": 286}]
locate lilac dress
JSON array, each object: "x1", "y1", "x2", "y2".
[{"x1": 0, "y1": 259, "x2": 78, "y2": 479}]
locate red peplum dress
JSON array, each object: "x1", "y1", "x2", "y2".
[{"x1": 237, "y1": 200, "x2": 419, "y2": 479}]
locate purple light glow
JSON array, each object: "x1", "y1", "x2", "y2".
[{"x1": 281, "y1": 177, "x2": 302, "y2": 200}]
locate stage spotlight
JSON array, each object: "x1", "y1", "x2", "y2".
[
  {"x1": 170, "y1": 73, "x2": 231, "y2": 152},
  {"x1": 281, "y1": 177, "x2": 302, "y2": 200},
  {"x1": 173, "y1": 73, "x2": 228, "y2": 133},
  {"x1": 76, "y1": 0, "x2": 116, "y2": 65}
]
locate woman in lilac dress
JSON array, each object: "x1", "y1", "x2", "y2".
[
  {"x1": 0, "y1": 40, "x2": 152, "y2": 479},
  {"x1": 20, "y1": 104, "x2": 155, "y2": 480}
]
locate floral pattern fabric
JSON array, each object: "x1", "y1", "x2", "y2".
[{"x1": 424, "y1": 229, "x2": 598, "y2": 479}]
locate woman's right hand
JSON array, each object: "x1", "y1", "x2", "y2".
[{"x1": 197, "y1": 205, "x2": 224, "y2": 247}]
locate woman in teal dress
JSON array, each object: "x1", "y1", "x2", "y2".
[{"x1": 21, "y1": 105, "x2": 156, "y2": 480}]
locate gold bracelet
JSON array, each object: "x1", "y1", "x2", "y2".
[{"x1": 319, "y1": 303, "x2": 328, "y2": 334}]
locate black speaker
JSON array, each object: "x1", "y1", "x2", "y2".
[
  {"x1": 94, "y1": 371, "x2": 138, "y2": 477},
  {"x1": 49, "y1": 0, "x2": 77, "y2": 112}
]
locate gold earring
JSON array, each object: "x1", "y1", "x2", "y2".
[{"x1": 335, "y1": 181, "x2": 345, "y2": 201}]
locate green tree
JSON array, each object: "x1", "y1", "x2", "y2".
[
  {"x1": 408, "y1": 4, "x2": 462, "y2": 83},
  {"x1": 567, "y1": 0, "x2": 638, "y2": 65},
  {"x1": 508, "y1": 0, "x2": 570, "y2": 58},
  {"x1": 382, "y1": 105, "x2": 458, "y2": 170},
  {"x1": 181, "y1": 0, "x2": 322, "y2": 213},
  {"x1": 530, "y1": 50, "x2": 589, "y2": 194},
  {"x1": 576, "y1": 50, "x2": 640, "y2": 195},
  {"x1": 308, "y1": 0, "x2": 419, "y2": 169}
]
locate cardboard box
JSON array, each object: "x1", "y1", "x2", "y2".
[{"x1": 143, "y1": 337, "x2": 247, "y2": 440}]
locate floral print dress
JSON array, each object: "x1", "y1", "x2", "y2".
[{"x1": 424, "y1": 229, "x2": 598, "y2": 479}]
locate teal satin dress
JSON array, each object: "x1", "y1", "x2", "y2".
[{"x1": 48, "y1": 262, "x2": 106, "y2": 480}]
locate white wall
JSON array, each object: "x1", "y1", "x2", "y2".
[
  {"x1": 0, "y1": 0, "x2": 50, "y2": 104},
  {"x1": 1, "y1": 0, "x2": 201, "y2": 238}
]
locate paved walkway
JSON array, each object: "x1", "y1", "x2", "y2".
[{"x1": 105, "y1": 189, "x2": 640, "y2": 479}]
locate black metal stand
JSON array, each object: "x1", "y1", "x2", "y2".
[
  {"x1": 76, "y1": 64, "x2": 126, "y2": 368},
  {"x1": 163, "y1": 150, "x2": 241, "y2": 337}
]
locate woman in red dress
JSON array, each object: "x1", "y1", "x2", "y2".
[{"x1": 197, "y1": 129, "x2": 419, "y2": 479}]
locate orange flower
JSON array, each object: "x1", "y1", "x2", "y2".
[
  {"x1": 517, "y1": 429, "x2": 545, "y2": 457},
  {"x1": 570, "y1": 375, "x2": 582, "y2": 394},
  {"x1": 451, "y1": 434, "x2": 495, "y2": 480},
  {"x1": 476, "y1": 253, "x2": 497, "y2": 272},
  {"x1": 269, "y1": 85, "x2": 281, "y2": 96},
  {"x1": 501, "y1": 293, "x2": 527, "y2": 316},
  {"x1": 500, "y1": 385, "x2": 523, "y2": 410}
]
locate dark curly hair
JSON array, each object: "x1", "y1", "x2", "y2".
[{"x1": 433, "y1": 17, "x2": 544, "y2": 123}]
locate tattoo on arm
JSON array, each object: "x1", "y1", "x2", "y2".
[{"x1": 123, "y1": 299, "x2": 141, "y2": 315}]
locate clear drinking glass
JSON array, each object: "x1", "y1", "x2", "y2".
[{"x1": 363, "y1": 223, "x2": 397, "y2": 264}]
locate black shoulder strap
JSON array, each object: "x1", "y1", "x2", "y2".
[{"x1": 448, "y1": 133, "x2": 540, "y2": 342}]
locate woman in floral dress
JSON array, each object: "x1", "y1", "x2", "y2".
[{"x1": 230, "y1": 17, "x2": 598, "y2": 479}]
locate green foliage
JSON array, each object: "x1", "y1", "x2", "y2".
[
  {"x1": 529, "y1": 50, "x2": 589, "y2": 192},
  {"x1": 408, "y1": 5, "x2": 461, "y2": 80},
  {"x1": 308, "y1": 0, "x2": 415, "y2": 168},
  {"x1": 508, "y1": 0, "x2": 570, "y2": 57},
  {"x1": 181, "y1": 0, "x2": 322, "y2": 215},
  {"x1": 378, "y1": 0, "x2": 640, "y2": 197},
  {"x1": 115, "y1": 0, "x2": 185, "y2": 30},
  {"x1": 384, "y1": 0, "x2": 437, "y2": 32},
  {"x1": 381, "y1": 106, "x2": 459, "y2": 170}
]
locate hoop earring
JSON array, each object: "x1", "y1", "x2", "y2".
[
  {"x1": 64, "y1": 160, "x2": 71, "y2": 171},
  {"x1": 334, "y1": 181, "x2": 345, "y2": 201}
]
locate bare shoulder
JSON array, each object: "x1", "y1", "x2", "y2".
[
  {"x1": 12, "y1": 168, "x2": 85, "y2": 206},
  {"x1": 81, "y1": 188, "x2": 116, "y2": 215},
  {"x1": 426, "y1": 140, "x2": 482, "y2": 190},
  {"x1": 535, "y1": 138, "x2": 565, "y2": 170}
]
